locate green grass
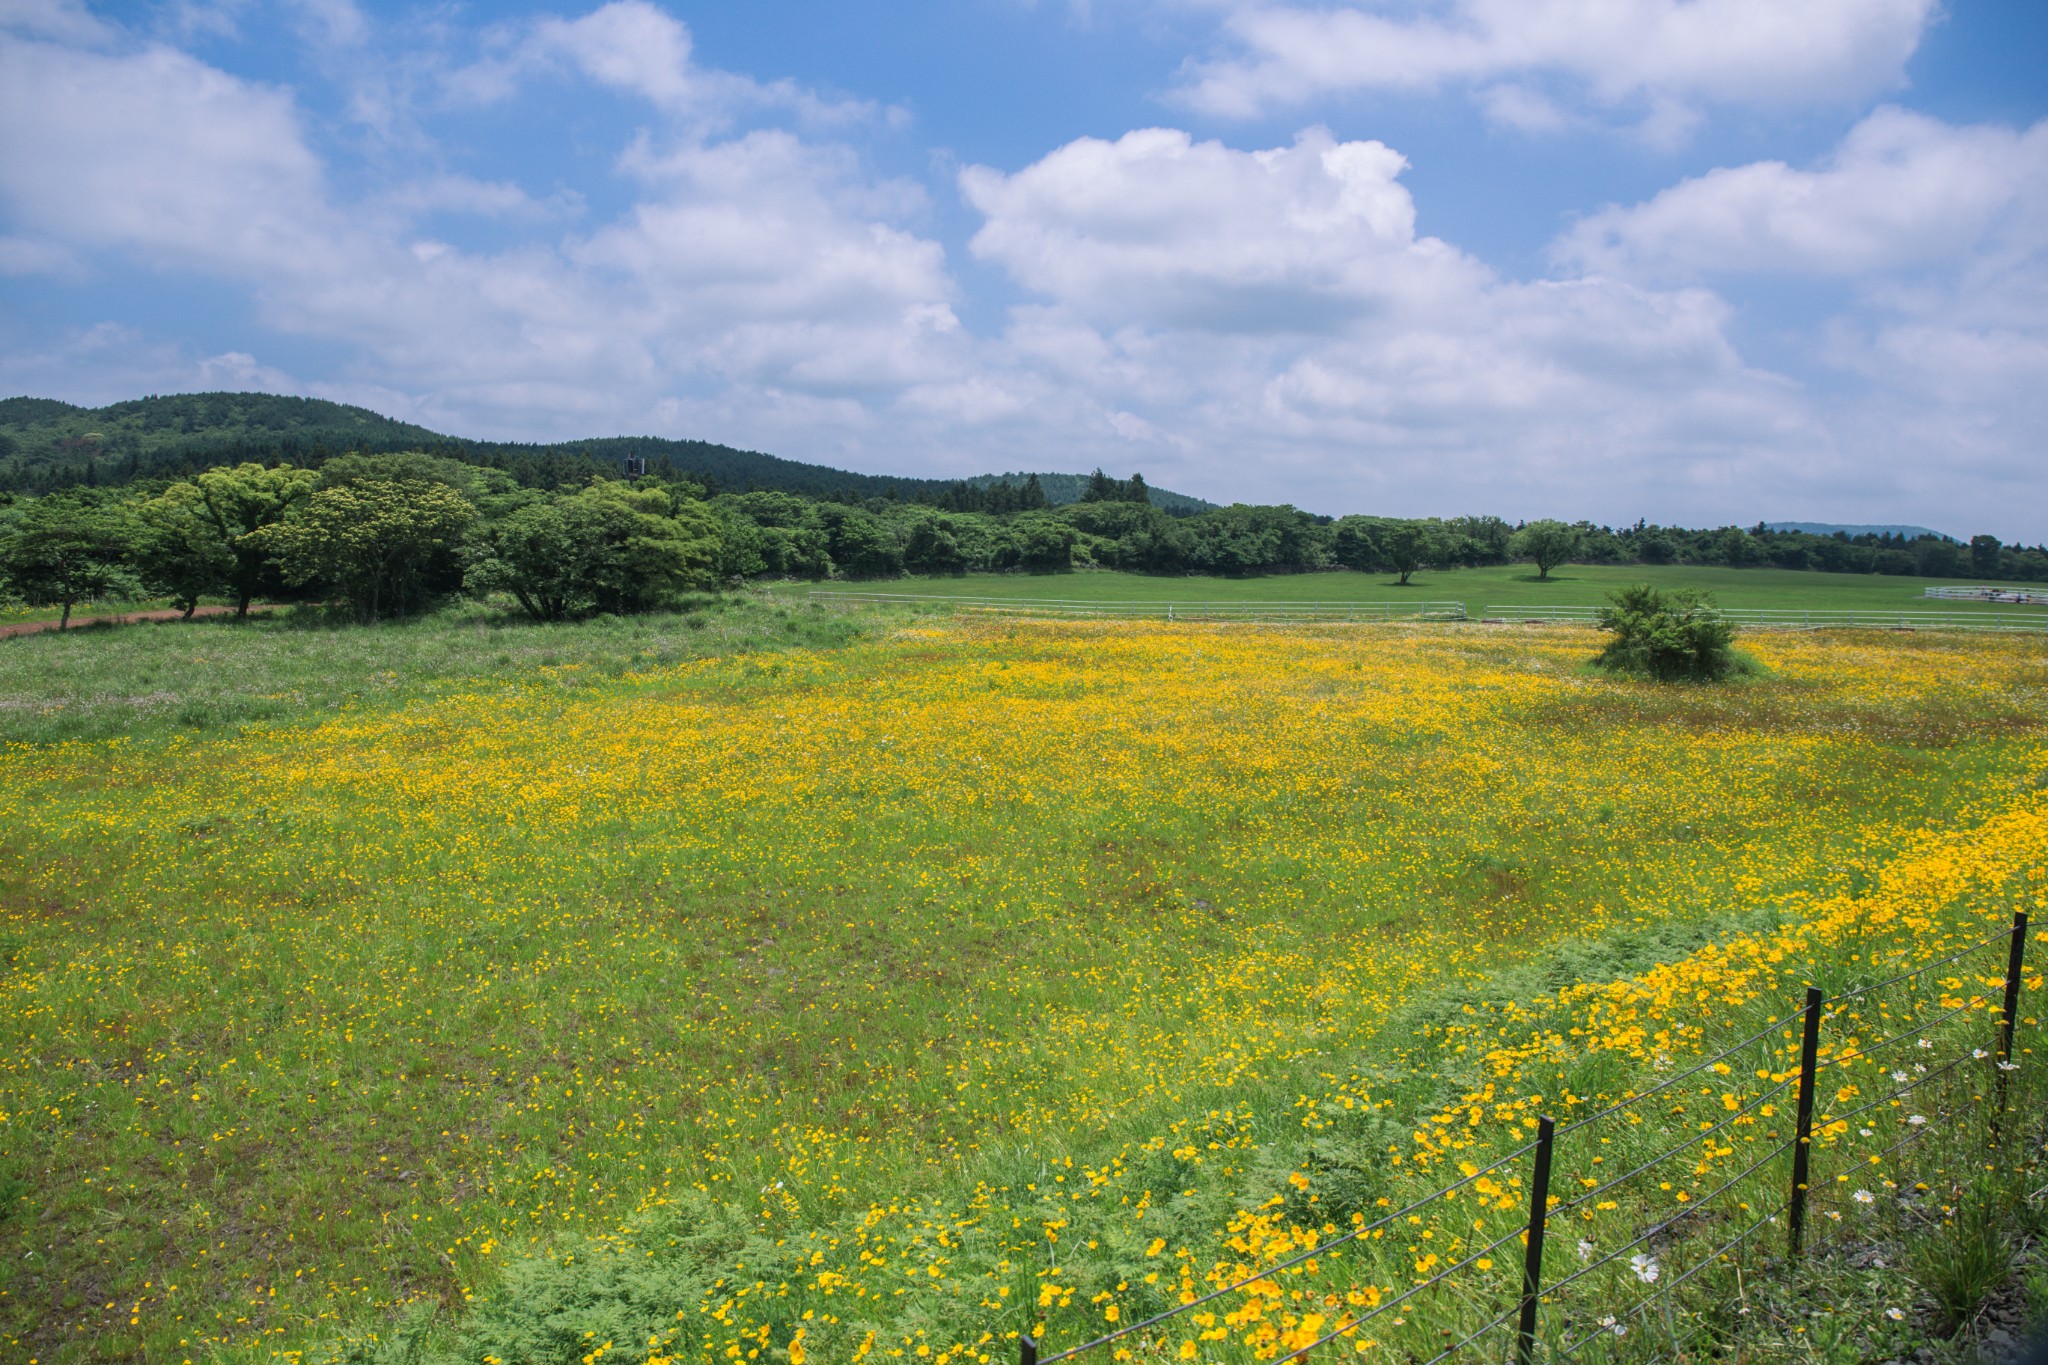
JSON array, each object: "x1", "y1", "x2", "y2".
[
  {"x1": 0, "y1": 593, "x2": 892, "y2": 745},
  {"x1": 783, "y1": 562, "x2": 2048, "y2": 614}
]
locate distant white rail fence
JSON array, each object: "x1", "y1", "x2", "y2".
[
  {"x1": 1924, "y1": 585, "x2": 2048, "y2": 605},
  {"x1": 804, "y1": 591, "x2": 2048, "y2": 632},
  {"x1": 808, "y1": 592, "x2": 1468, "y2": 621},
  {"x1": 1484, "y1": 604, "x2": 2048, "y2": 632}
]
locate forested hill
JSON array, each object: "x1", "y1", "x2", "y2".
[
  {"x1": 0, "y1": 391, "x2": 1216, "y2": 510},
  {"x1": 0, "y1": 393, "x2": 446, "y2": 482}
]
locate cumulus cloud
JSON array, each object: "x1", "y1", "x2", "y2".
[
  {"x1": 962, "y1": 127, "x2": 1487, "y2": 332},
  {"x1": 1176, "y1": 0, "x2": 1936, "y2": 132},
  {"x1": 0, "y1": 13, "x2": 961, "y2": 444},
  {"x1": 445, "y1": 1, "x2": 882, "y2": 130},
  {"x1": 1558, "y1": 108, "x2": 2048, "y2": 278},
  {"x1": 1, "y1": 2, "x2": 2042, "y2": 536},
  {"x1": 1550, "y1": 107, "x2": 2048, "y2": 523},
  {"x1": 960, "y1": 127, "x2": 1832, "y2": 518}
]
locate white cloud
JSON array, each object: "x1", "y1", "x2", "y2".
[
  {"x1": 1559, "y1": 108, "x2": 2048, "y2": 278},
  {"x1": 536, "y1": 0, "x2": 696, "y2": 110},
  {"x1": 0, "y1": 0, "x2": 113, "y2": 43},
  {"x1": 0, "y1": 15, "x2": 962, "y2": 447},
  {"x1": 1, "y1": 6, "x2": 2042, "y2": 537},
  {"x1": 1177, "y1": 0, "x2": 1936, "y2": 132},
  {"x1": 445, "y1": 1, "x2": 883, "y2": 131},
  {"x1": 963, "y1": 127, "x2": 1483, "y2": 332},
  {"x1": 0, "y1": 37, "x2": 331, "y2": 276},
  {"x1": 960, "y1": 127, "x2": 1835, "y2": 519},
  {"x1": 1552, "y1": 108, "x2": 2048, "y2": 525}
]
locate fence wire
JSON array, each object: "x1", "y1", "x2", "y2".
[{"x1": 1019, "y1": 913, "x2": 2028, "y2": 1363}]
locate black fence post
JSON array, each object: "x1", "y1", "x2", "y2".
[
  {"x1": 1993, "y1": 911, "x2": 2030, "y2": 1147},
  {"x1": 1788, "y1": 986, "x2": 1824, "y2": 1259},
  {"x1": 1999, "y1": 911, "x2": 2030, "y2": 1066},
  {"x1": 1020, "y1": 1333, "x2": 1038, "y2": 1365},
  {"x1": 1515, "y1": 1115, "x2": 1556, "y2": 1365}
]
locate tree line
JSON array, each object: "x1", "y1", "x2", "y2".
[{"x1": 3, "y1": 453, "x2": 2043, "y2": 627}]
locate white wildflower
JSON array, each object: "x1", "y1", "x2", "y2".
[
  {"x1": 1629, "y1": 1253, "x2": 1660, "y2": 1284},
  {"x1": 1853, "y1": 1189, "x2": 1875, "y2": 1205},
  {"x1": 1577, "y1": 1239, "x2": 1595, "y2": 1263},
  {"x1": 1907, "y1": 1115, "x2": 1927, "y2": 1126},
  {"x1": 1597, "y1": 1316, "x2": 1626, "y2": 1338},
  {"x1": 1890, "y1": 1070, "x2": 1907, "y2": 1083},
  {"x1": 1884, "y1": 1307, "x2": 1906, "y2": 1321},
  {"x1": 1973, "y1": 1048, "x2": 1989, "y2": 1059}
]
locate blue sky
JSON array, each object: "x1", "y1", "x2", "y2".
[{"x1": 1, "y1": 0, "x2": 2044, "y2": 536}]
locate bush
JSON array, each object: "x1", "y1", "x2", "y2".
[{"x1": 1591, "y1": 583, "x2": 1749, "y2": 682}]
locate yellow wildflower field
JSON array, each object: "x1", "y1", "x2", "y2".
[{"x1": 0, "y1": 620, "x2": 2041, "y2": 1363}]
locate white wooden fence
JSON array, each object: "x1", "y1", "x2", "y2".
[
  {"x1": 1924, "y1": 585, "x2": 2048, "y2": 605},
  {"x1": 809, "y1": 592, "x2": 1468, "y2": 621}
]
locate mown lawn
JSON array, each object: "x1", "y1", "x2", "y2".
[{"x1": 0, "y1": 612, "x2": 2042, "y2": 1363}]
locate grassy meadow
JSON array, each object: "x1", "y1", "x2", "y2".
[
  {"x1": 787, "y1": 563, "x2": 2048, "y2": 615},
  {"x1": 0, "y1": 603, "x2": 2044, "y2": 1364}
]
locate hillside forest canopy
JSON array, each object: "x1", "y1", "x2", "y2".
[{"x1": 2, "y1": 393, "x2": 2045, "y2": 624}]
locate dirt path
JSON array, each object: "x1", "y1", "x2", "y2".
[{"x1": 0, "y1": 604, "x2": 271, "y2": 639}]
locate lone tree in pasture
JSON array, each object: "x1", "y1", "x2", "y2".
[
  {"x1": 1511, "y1": 518, "x2": 1580, "y2": 579},
  {"x1": 1592, "y1": 584, "x2": 1748, "y2": 682},
  {"x1": 0, "y1": 492, "x2": 132, "y2": 629},
  {"x1": 1380, "y1": 521, "x2": 1445, "y2": 585}
]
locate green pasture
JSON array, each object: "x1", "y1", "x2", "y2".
[
  {"x1": 1, "y1": 602, "x2": 2044, "y2": 1364},
  {"x1": 0, "y1": 594, "x2": 890, "y2": 745},
  {"x1": 783, "y1": 562, "x2": 2047, "y2": 613}
]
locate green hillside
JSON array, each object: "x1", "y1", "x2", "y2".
[
  {"x1": 0, "y1": 391, "x2": 1214, "y2": 510},
  {"x1": 0, "y1": 392, "x2": 445, "y2": 485}
]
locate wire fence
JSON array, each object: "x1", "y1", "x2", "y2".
[{"x1": 1015, "y1": 911, "x2": 2034, "y2": 1364}]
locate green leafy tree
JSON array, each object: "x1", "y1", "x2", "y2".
[
  {"x1": 1012, "y1": 513, "x2": 1077, "y2": 573},
  {"x1": 1331, "y1": 516, "x2": 1382, "y2": 572},
  {"x1": 816, "y1": 505, "x2": 903, "y2": 579},
  {"x1": 902, "y1": 512, "x2": 967, "y2": 575},
  {"x1": 1510, "y1": 519, "x2": 1581, "y2": 579},
  {"x1": 259, "y1": 478, "x2": 475, "y2": 621},
  {"x1": 1380, "y1": 520, "x2": 1446, "y2": 585},
  {"x1": 569, "y1": 481, "x2": 725, "y2": 613},
  {"x1": 130, "y1": 482, "x2": 233, "y2": 616},
  {"x1": 465, "y1": 499, "x2": 583, "y2": 621},
  {"x1": 465, "y1": 481, "x2": 724, "y2": 619},
  {"x1": 1593, "y1": 584, "x2": 1745, "y2": 682},
  {"x1": 192, "y1": 463, "x2": 319, "y2": 615},
  {"x1": 0, "y1": 492, "x2": 133, "y2": 629},
  {"x1": 1970, "y1": 534, "x2": 2002, "y2": 578}
]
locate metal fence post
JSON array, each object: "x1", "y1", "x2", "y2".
[
  {"x1": 1515, "y1": 1115, "x2": 1556, "y2": 1365},
  {"x1": 1993, "y1": 911, "x2": 2030, "y2": 1147},
  {"x1": 1020, "y1": 1333, "x2": 1037, "y2": 1365},
  {"x1": 1999, "y1": 911, "x2": 2030, "y2": 1066},
  {"x1": 1788, "y1": 986, "x2": 1824, "y2": 1259}
]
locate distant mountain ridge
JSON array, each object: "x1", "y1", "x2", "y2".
[
  {"x1": 1764, "y1": 521, "x2": 1953, "y2": 541},
  {"x1": 0, "y1": 391, "x2": 1216, "y2": 510}
]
